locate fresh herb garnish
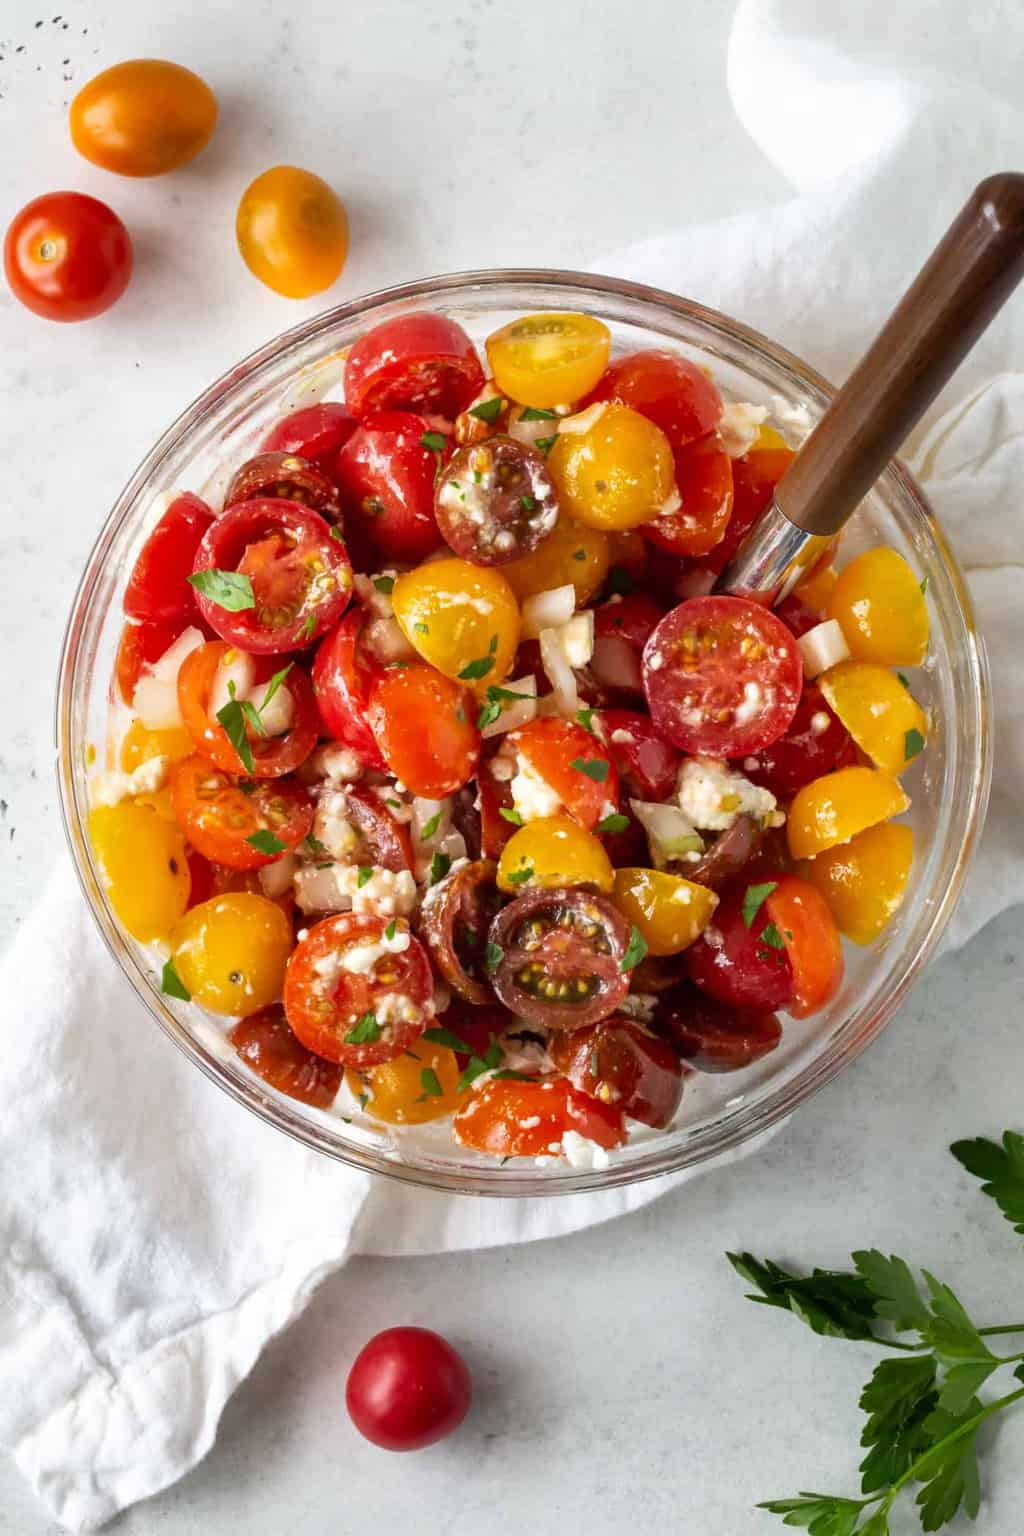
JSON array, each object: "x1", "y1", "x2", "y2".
[
  {"x1": 505, "y1": 865, "x2": 533, "y2": 885},
  {"x1": 459, "y1": 638, "x2": 498, "y2": 681},
  {"x1": 246, "y1": 829, "x2": 287, "y2": 855},
  {"x1": 920, "y1": 575, "x2": 930, "y2": 596},
  {"x1": 520, "y1": 493, "x2": 537, "y2": 512},
  {"x1": 328, "y1": 525, "x2": 345, "y2": 542},
  {"x1": 477, "y1": 682, "x2": 531, "y2": 729},
  {"x1": 420, "y1": 810, "x2": 442, "y2": 840},
  {"x1": 897, "y1": 672, "x2": 911, "y2": 690},
  {"x1": 572, "y1": 547, "x2": 586, "y2": 560},
  {"x1": 357, "y1": 1091, "x2": 370, "y2": 1111},
  {"x1": 621, "y1": 924, "x2": 648, "y2": 972},
  {"x1": 160, "y1": 957, "x2": 191, "y2": 1001},
  {"x1": 468, "y1": 395, "x2": 504, "y2": 424},
  {"x1": 576, "y1": 707, "x2": 597, "y2": 735},
  {"x1": 356, "y1": 866, "x2": 373, "y2": 888},
  {"x1": 951, "y1": 1132, "x2": 1024, "y2": 1236},
  {"x1": 596, "y1": 812, "x2": 629, "y2": 835},
  {"x1": 429, "y1": 850, "x2": 452, "y2": 884},
  {"x1": 417, "y1": 1067, "x2": 444, "y2": 1101},
  {"x1": 485, "y1": 941, "x2": 504, "y2": 974},
  {"x1": 456, "y1": 1035, "x2": 504, "y2": 1093},
  {"x1": 741, "y1": 880, "x2": 778, "y2": 929},
  {"x1": 373, "y1": 575, "x2": 395, "y2": 595},
  {"x1": 187, "y1": 569, "x2": 255, "y2": 612},
  {"x1": 535, "y1": 434, "x2": 557, "y2": 453},
  {"x1": 905, "y1": 728, "x2": 926, "y2": 761},
  {"x1": 384, "y1": 918, "x2": 398, "y2": 942},
  {"x1": 761, "y1": 921, "x2": 786, "y2": 950},
  {"x1": 304, "y1": 833, "x2": 328, "y2": 857},
  {"x1": 520, "y1": 406, "x2": 558, "y2": 421},
  {"x1": 259, "y1": 664, "x2": 293, "y2": 711},
  {"x1": 299, "y1": 613, "x2": 317, "y2": 641},
  {"x1": 499, "y1": 807, "x2": 525, "y2": 825},
  {"x1": 414, "y1": 621, "x2": 429, "y2": 635},
  {"x1": 420, "y1": 430, "x2": 448, "y2": 485},
  {"x1": 570, "y1": 755, "x2": 609, "y2": 782},
  {"x1": 423, "y1": 1025, "x2": 475, "y2": 1053},
  {"x1": 385, "y1": 798, "x2": 402, "y2": 810},
  {"x1": 345, "y1": 1013, "x2": 381, "y2": 1044},
  {"x1": 215, "y1": 665, "x2": 294, "y2": 774},
  {"x1": 490, "y1": 1069, "x2": 533, "y2": 1082}
]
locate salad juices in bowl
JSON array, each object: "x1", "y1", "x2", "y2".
[{"x1": 57, "y1": 273, "x2": 989, "y2": 1194}]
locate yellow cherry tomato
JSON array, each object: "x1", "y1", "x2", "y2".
[
  {"x1": 236, "y1": 166, "x2": 349, "y2": 299},
  {"x1": 793, "y1": 560, "x2": 838, "y2": 614},
  {"x1": 612, "y1": 867, "x2": 718, "y2": 956},
  {"x1": 135, "y1": 785, "x2": 177, "y2": 821},
  {"x1": 485, "y1": 312, "x2": 611, "y2": 409},
  {"x1": 547, "y1": 404, "x2": 675, "y2": 531},
  {"x1": 787, "y1": 766, "x2": 910, "y2": 860},
  {"x1": 801, "y1": 821, "x2": 914, "y2": 945},
  {"x1": 120, "y1": 720, "x2": 194, "y2": 772},
  {"x1": 89, "y1": 800, "x2": 190, "y2": 942},
  {"x1": 392, "y1": 557, "x2": 519, "y2": 693},
  {"x1": 70, "y1": 59, "x2": 217, "y2": 177},
  {"x1": 501, "y1": 516, "x2": 609, "y2": 606},
  {"x1": 828, "y1": 547, "x2": 929, "y2": 666},
  {"x1": 818, "y1": 662, "x2": 928, "y2": 776},
  {"x1": 754, "y1": 424, "x2": 789, "y2": 450},
  {"x1": 170, "y1": 893, "x2": 292, "y2": 1015},
  {"x1": 606, "y1": 528, "x2": 648, "y2": 577},
  {"x1": 359, "y1": 1043, "x2": 465, "y2": 1125},
  {"x1": 497, "y1": 815, "x2": 614, "y2": 894}
]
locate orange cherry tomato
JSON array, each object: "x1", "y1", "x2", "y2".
[
  {"x1": 501, "y1": 516, "x2": 610, "y2": 606},
  {"x1": 70, "y1": 59, "x2": 217, "y2": 177},
  {"x1": 764, "y1": 875, "x2": 843, "y2": 1018},
  {"x1": 786, "y1": 766, "x2": 910, "y2": 860},
  {"x1": 392, "y1": 559, "x2": 520, "y2": 694},
  {"x1": 236, "y1": 166, "x2": 349, "y2": 299},
  {"x1": 120, "y1": 719, "x2": 193, "y2": 773},
  {"x1": 801, "y1": 822, "x2": 914, "y2": 945},
  {"x1": 794, "y1": 561, "x2": 838, "y2": 615},
  {"x1": 548, "y1": 404, "x2": 676, "y2": 531},
  {"x1": 509, "y1": 718, "x2": 620, "y2": 832},
  {"x1": 453, "y1": 1076, "x2": 624, "y2": 1158},
  {"x1": 367, "y1": 663, "x2": 479, "y2": 798},
  {"x1": 170, "y1": 756, "x2": 314, "y2": 869},
  {"x1": 177, "y1": 641, "x2": 319, "y2": 778},
  {"x1": 611, "y1": 867, "x2": 718, "y2": 956},
  {"x1": 4, "y1": 191, "x2": 132, "y2": 322},
  {"x1": 643, "y1": 432, "x2": 734, "y2": 557},
  {"x1": 818, "y1": 662, "x2": 928, "y2": 777},
  {"x1": 828, "y1": 548, "x2": 929, "y2": 666}
]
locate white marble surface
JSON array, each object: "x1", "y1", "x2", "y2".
[{"x1": 1, "y1": 0, "x2": 1021, "y2": 1531}]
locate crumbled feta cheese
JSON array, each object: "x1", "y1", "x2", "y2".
[
  {"x1": 344, "y1": 866, "x2": 418, "y2": 918},
  {"x1": 810, "y1": 711, "x2": 832, "y2": 737},
  {"x1": 560, "y1": 1130, "x2": 611, "y2": 1170},
  {"x1": 718, "y1": 400, "x2": 769, "y2": 457},
  {"x1": 654, "y1": 485, "x2": 682, "y2": 518},
  {"x1": 519, "y1": 1116, "x2": 541, "y2": 1130},
  {"x1": 354, "y1": 572, "x2": 400, "y2": 621},
  {"x1": 313, "y1": 790, "x2": 362, "y2": 863},
  {"x1": 798, "y1": 620, "x2": 851, "y2": 678},
  {"x1": 610, "y1": 728, "x2": 635, "y2": 745},
  {"x1": 769, "y1": 394, "x2": 814, "y2": 441},
  {"x1": 646, "y1": 651, "x2": 664, "y2": 671},
  {"x1": 510, "y1": 754, "x2": 563, "y2": 822},
  {"x1": 304, "y1": 743, "x2": 364, "y2": 784},
  {"x1": 335, "y1": 925, "x2": 411, "y2": 977},
  {"x1": 548, "y1": 611, "x2": 594, "y2": 669},
  {"x1": 91, "y1": 755, "x2": 169, "y2": 807},
  {"x1": 376, "y1": 991, "x2": 419, "y2": 1026},
  {"x1": 733, "y1": 680, "x2": 764, "y2": 727},
  {"x1": 677, "y1": 756, "x2": 777, "y2": 831}
]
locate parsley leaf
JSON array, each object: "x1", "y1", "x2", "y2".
[
  {"x1": 499, "y1": 807, "x2": 524, "y2": 825},
  {"x1": 160, "y1": 957, "x2": 191, "y2": 1001},
  {"x1": 852, "y1": 1250, "x2": 931, "y2": 1332},
  {"x1": 372, "y1": 575, "x2": 395, "y2": 594},
  {"x1": 491, "y1": 1069, "x2": 533, "y2": 1082},
  {"x1": 420, "y1": 430, "x2": 448, "y2": 485},
  {"x1": 423, "y1": 1025, "x2": 475, "y2": 1054},
  {"x1": 414, "y1": 621, "x2": 429, "y2": 635},
  {"x1": 384, "y1": 918, "x2": 397, "y2": 941},
  {"x1": 576, "y1": 706, "x2": 597, "y2": 734},
  {"x1": 756, "y1": 1494, "x2": 868, "y2": 1533},
  {"x1": 417, "y1": 1067, "x2": 444, "y2": 1101},
  {"x1": 477, "y1": 696, "x2": 502, "y2": 729},
  {"x1": 246, "y1": 829, "x2": 287, "y2": 855},
  {"x1": 951, "y1": 1131, "x2": 1024, "y2": 1237},
  {"x1": 621, "y1": 924, "x2": 647, "y2": 972},
  {"x1": 726, "y1": 1253, "x2": 882, "y2": 1342},
  {"x1": 741, "y1": 880, "x2": 778, "y2": 928},
  {"x1": 596, "y1": 812, "x2": 629, "y2": 834},
  {"x1": 761, "y1": 920, "x2": 786, "y2": 950},
  {"x1": 478, "y1": 683, "x2": 530, "y2": 728},
  {"x1": 216, "y1": 696, "x2": 256, "y2": 774},
  {"x1": 456, "y1": 1035, "x2": 504, "y2": 1093},
  {"x1": 535, "y1": 434, "x2": 557, "y2": 453},
  {"x1": 858, "y1": 1355, "x2": 939, "y2": 1492},
  {"x1": 329, "y1": 525, "x2": 345, "y2": 542},
  {"x1": 346, "y1": 1013, "x2": 381, "y2": 1044},
  {"x1": 468, "y1": 395, "x2": 504, "y2": 424},
  {"x1": 520, "y1": 406, "x2": 557, "y2": 421},
  {"x1": 356, "y1": 865, "x2": 373, "y2": 888},
  {"x1": 459, "y1": 651, "x2": 496, "y2": 681},
  {"x1": 420, "y1": 810, "x2": 442, "y2": 840},
  {"x1": 304, "y1": 833, "x2": 328, "y2": 857},
  {"x1": 904, "y1": 728, "x2": 925, "y2": 760},
  {"x1": 429, "y1": 850, "x2": 451, "y2": 885},
  {"x1": 485, "y1": 941, "x2": 504, "y2": 974},
  {"x1": 897, "y1": 672, "x2": 911, "y2": 690},
  {"x1": 920, "y1": 575, "x2": 930, "y2": 595},
  {"x1": 572, "y1": 547, "x2": 586, "y2": 560},
  {"x1": 187, "y1": 569, "x2": 255, "y2": 611},
  {"x1": 299, "y1": 613, "x2": 317, "y2": 641},
  {"x1": 259, "y1": 664, "x2": 293, "y2": 712},
  {"x1": 570, "y1": 755, "x2": 609, "y2": 782},
  {"x1": 520, "y1": 493, "x2": 537, "y2": 512},
  {"x1": 505, "y1": 865, "x2": 533, "y2": 885}
]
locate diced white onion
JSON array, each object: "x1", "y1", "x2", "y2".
[
  {"x1": 557, "y1": 402, "x2": 608, "y2": 436},
  {"x1": 131, "y1": 622, "x2": 205, "y2": 731},
  {"x1": 521, "y1": 585, "x2": 576, "y2": 640},
  {"x1": 364, "y1": 615, "x2": 415, "y2": 663},
  {"x1": 259, "y1": 852, "x2": 297, "y2": 898},
  {"x1": 151, "y1": 626, "x2": 206, "y2": 683},
  {"x1": 507, "y1": 409, "x2": 557, "y2": 448},
  {"x1": 480, "y1": 674, "x2": 538, "y2": 738},
  {"x1": 798, "y1": 619, "x2": 851, "y2": 679},
  {"x1": 539, "y1": 627, "x2": 579, "y2": 717},
  {"x1": 557, "y1": 611, "x2": 594, "y2": 668},
  {"x1": 630, "y1": 799, "x2": 705, "y2": 866},
  {"x1": 208, "y1": 651, "x2": 256, "y2": 717},
  {"x1": 591, "y1": 635, "x2": 643, "y2": 692},
  {"x1": 254, "y1": 682, "x2": 294, "y2": 737}
]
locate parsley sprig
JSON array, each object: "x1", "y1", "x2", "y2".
[
  {"x1": 738, "y1": 1130, "x2": 1024, "y2": 1533},
  {"x1": 215, "y1": 664, "x2": 292, "y2": 774}
]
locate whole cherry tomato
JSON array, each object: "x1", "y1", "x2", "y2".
[
  {"x1": 584, "y1": 349, "x2": 722, "y2": 450},
  {"x1": 345, "y1": 313, "x2": 484, "y2": 418},
  {"x1": 236, "y1": 166, "x2": 348, "y2": 298},
  {"x1": 334, "y1": 411, "x2": 449, "y2": 565},
  {"x1": 346, "y1": 1327, "x2": 472, "y2": 1452},
  {"x1": 70, "y1": 59, "x2": 217, "y2": 177},
  {"x1": 311, "y1": 607, "x2": 386, "y2": 767},
  {"x1": 260, "y1": 402, "x2": 357, "y2": 468},
  {"x1": 5, "y1": 192, "x2": 132, "y2": 322}
]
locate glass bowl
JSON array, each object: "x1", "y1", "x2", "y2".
[{"x1": 55, "y1": 270, "x2": 991, "y2": 1196}]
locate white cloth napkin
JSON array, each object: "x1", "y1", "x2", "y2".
[{"x1": 4, "y1": 1, "x2": 1024, "y2": 1528}]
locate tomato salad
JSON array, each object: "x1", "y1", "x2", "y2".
[{"x1": 89, "y1": 310, "x2": 930, "y2": 1169}]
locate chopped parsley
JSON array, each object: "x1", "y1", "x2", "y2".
[
  {"x1": 187, "y1": 568, "x2": 255, "y2": 611},
  {"x1": 741, "y1": 881, "x2": 778, "y2": 929},
  {"x1": 535, "y1": 434, "x2": 557, "y2": 453},
  {"x1": 423, "y1": 1025, "x2": 475, "y2": 1053},
  {"x1": 414, "y1": 621, "x2": 430, "y2": 635},
  {"x1": 299, "y1": 613, "x2": 317, "y2": 641},
  {"x1": 499, "y1": 807, "x2": 525, "y2": 825},
  {"x1": 485, "y1": 941, "x2": 504, "y2": 974},
  {"x1": 417, "y1": 1067, "x2": 444, "y2": 1101},
  {"x1": 246, "y1": 829, "x2": 287, "y2": 855},
  {"x1": 520, "y1": 493, "x2": 537, "y2": 512},
  {"x1": 760, "y1": 921, "x2": 786, "y2": 950},
  {"x1": 505, "y1": 865, "x2": 533, "y2": 885},
  {"x1": 468, "y1": 395, "x2": 504, "y2": 424},
  {"x1": 920, "y1": 574, "x2": 929, "y2": 595},
  {"x1": 328, "y1": 525, "x2": 345, "y2": 542},
  {"x1": 456, "y1": 1035, "x2": 504, "y2": 1092},
  {"x1": 304, "y1": 833, "x2": 329, "y2": 856},
  {"x1": 384, "y1": 919, "x2": 398, "y2": 941},
  {"x1": 520, "y1": 406, "x2": 558, "y2": 421},
  {"x1": 160, "y1": 957, "x2": 191, "y2": 1001},
  {"x1": 576, "y1": 706, "x2": 597, "y2": 735},
  {"x1": 345, "y1": 1013, "x2": 381, "y2": 1044},
  {"x1": 420, "y1": 810, "x2": 442, "y2": 839},
  {"x1": 429, "y1": 850, "x2": 452, "y2": 885},
  {"x1": 897, "y1": 672, "x2": 911, "y2": 690},
  {"x1": 905, "y1": 727, "x2": 925, "y2": 760},
  {"x1": 373, "y1": 574, "x2": 395, "y2": 594},
  {"x1": 459, "y1": 637, "x2": 498, "y2": 681},
  {"x1": 596, "y1": 812, "x2": 629, "y2": 835},
  {"x1": 420, "y1": 430, "x2": 448, "y2": 485},
  {"x1": 356, "y1": 866, "x2": 374, "y2": 888},
  {"x1": 570, "y1": 755, "x2": 609, "y2": 782},
  {"x1": 621, "y1": 925, "x2": 648, "y2": 972}
]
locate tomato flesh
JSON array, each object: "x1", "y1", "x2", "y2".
[
  {"x1": 549, "y1": 1018, "x2": 685, "y2": 1128},
  {"x1": 177, "y1": 640, "x2": 319, "y2": 778},
  {"x1": 334, "y1": 410, "x2": 448, "y2": 566},
  {"x1": 684, "y1": 880, "x2": 795, "y2": 1011},
  {"x1": 742, "y1": 684, "x2": 856, "y2": 800},
  {"x1": 643, "y1": 433, "x2": 734, "y2": 557},
  {"x1": 764, "y1": 874, "x2": 844, "y2": 1018},
  {"x1": 345, "y1": 313, "x2": 484, "y2": 419},
  {"x1": 170, "y1": 756, "x2": 313, "y2": 870},
  {"x1": 310, "y1": 608, "x2": 385, "y2": 767},
  {"x1": 596, "y1": 710, "x2": 679, "y2": 801},
  {"x1": 509, "y1": 718, "x2": 619, "y2": 832},
  {"x1": 230, "y1": 1004, "x2": 342, "y2": 1108},
  {"x1": 368, "y1": 663, "x2": 479, "y2": 798},
  {"x1": 655, "y1": 981, "x2": 782, "y2": 1071},
  {"x1": 124, "y1": 493, "x2": 215, "y2": 624}
]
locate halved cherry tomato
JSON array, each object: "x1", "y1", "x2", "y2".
[
  {"x1": 170, "y1": 893, "x2": 292, "y2": 1015},
  {"x1": 345, "y1": 313, "x2": 484, "y2": 419},
  {"x1": 549, "y1": 1017, "x2": 685, "y2": 1128},
  {"x1": 177, "y1": 641, "x2": 319, "y2": 778},
  {"x1": 433, "y1": 998, "x2": 518, "y2": 1068},
  {"x1": 230, "y1": 1005, "x2": 343, "y2": 1108},
  {"x1": 260, "y1": 402, "x2": 357, "y2": 468},
  {"x1": 655, "y1": 981, "x2": 782, "y2": 1071},
  {"x1": 488, "y1": 886, "x2": 631, "y2": 1028},
  {"x1": 392, "y1": 558, "x2": 520, "y2": 694},
  {"x1": 435, "y1": 436, "x2": 558, "y2": 564},
  {"x1": 453, "y1": 1076, "x2": 624, "y2": 1157},
  {"x1": 4, "y1": 192, "x2": 132, "y2": 322},
  {"x1": 89, "y1": 801, "x2": 190, "y2": 942},
  {"x1": 742, "y1": 683, "x2": 855, "y2": 800},
  {"x1": 501, "y1": 515, "x2": 610, "y2": 606},
  {"x1": 311, "y1": 608, "x2": 385, "y2": 768},
  {"x1": 283, "y1": 914, "x2": 433, "y2": 1067},
  {"x1": 786, "y1": 766, "x2": 909, "y2": 860},
  {"x1": 818, "y1": 662, "x2": 928, "y2": 776},
  {"x1": 477, "y1": 753, "x2": 517, "y2": 859},
  {"x1": 548, "y1": 404, "x2": 675, "y2": 531},
  {"x1": 694, "y1": 444, "x2": 795, "y2": 577},
  {"x1": 485, "y1": 313, "x2": 611, "y2": 411},
  {"x1": 684, "y1": 880, "x2": 794, "y2": 1011},
  {"x1": 120, "y1": 719, "x2": 193, "y2": 772},
  {"x1": 420, "y1": 859, "x2": 501, "y2": 1004},
  {"x1": 124, "y1": 493, "x2": 215, "y2": 624},
  {"x1": 643, "y1": 596, "x2": 803, "y2": 757},
  {"x1": 334, "y1": 410, "x2": 448, "y2": 565},
  {"x1": 367, "y1": 663, "x2": 479, "y2": 798},
  {"x1": 583, "y1": 349, "x2": 722, "y2": 450},
  {"x1": 828, "y1": 548, "x2": 929, "y2": 666},
  {"x1": 593, "y1": 593, "x2": 664, "y2": 651},
  {"x1": 612, "y1": 867, "x2": 718, "y2": 956},
  {"x1": 190, "y1": 498, "x2": 352, "y2": 653},
  {"x1": 115, "y1": 616, "x2": 198, "y2": 704},
  {"x1": 800, "y1": 821, "x2": 914, "y2": 945},
  {"x1": 344, "y1": 784, "x2": 415, "y2": 873},
  {"x1": 70, "y1": 59, "x2": 217, "y2": 177},
  {"x1": 236, "y1": 166, "x2": 348, "y2": 299},
  {"x1": 508, "y1": 718, "x2": 619, "y2": 832},
  {"x1": 643, "y1": 433, "x2": 734, "y2": 557},
  {"x1": 764, "y1": 874, "x2": 843, "y2": 1018},
  {"x1": 360, "y1": 1042, "x2": 464, "y2": 1125},
  {"x1": 774, "y1": 593, "x2": 824, "y2": 639},
  {"x1": 793, "y1": 560, "x2": 838, "y2": 614},
  {"x1": 224, "y1": 452, "x2": 340, "y2": 521},
  {"x1": 596, "y1": 710, "x2": 680, "y2": 801},
  {"x1": 496, "y1": 815, "x2": 615, "y2": 895},
  {"x1": 170, "y1": 756, "x2": 314, "y2": 869}
]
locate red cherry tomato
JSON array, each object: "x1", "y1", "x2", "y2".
[
  {"x1": 115, "y1": 616, "x2": 199, "y2": 704},
  {"x1": 596, "y1": 709, "x2": 680, "y2": 801},
  {"x1": 124, "y1": 493, "x2": 215, "y2": 624},
  {"x1": 774, "y1": 594, "x2": 823, "y2": 639},
  {"x1": 684, "y1": 880, "x2": 795, "y2": 1012},
  {"x1": 584, "y1": 349, "x2": 722, "y2": 450},
  {"x1": 344, "y1": 312, "x2": 484, "y2": 419},
  {"x1": 230, "y1": 1005, "x2": 343, "y2": 1108},
  {"x1": 655, "y1": 981, "x2": 782, "y2": 1071},
  {"x1": 334, "y1": 411, "x2": 449, "y2": 566},
  {"x1": 549, "y1": 1017, "x2": 685, "y2": 1128},
  {"x1": 177, "y1": 641, "x2": 319, "y2": 778},
  {"x1": 477, "y1": 752, "x2": 517, "y2": 859},
  {"x1": 170, "y1": 757, "x2": 314, "y2": 870},
  {"x1": 4, "y1": 191, "x2": 132, "y2": 322},
  {"x1": 453, "y1": 1076, "x2": 624, "y2": 1157},
  {"x1": 191, "y1": 499, "x2": 353, "y2": 653},
  {"x1": 346, "y1": 1327, "x2": 472, "y2": 1452},
  {"x1": 593, "y1": 593, "x2": 664, "y2": 650},
  {"x1": 764, "y1": 875, "x2": 844, "y2": 1018},
  {"x1": 642, "y1": 596, "x2": 803, "y2": 758},
  {"x1": 742, "y1": 684, "x2": 855, "y2": 800},
  {"x1": 260, "y1": 402, "x2": 357, "y2": 469},
  {"x1": 696, "y1": 445, "x2": 795, "y2": 577},
  {"x1": 310, "y1": 607, "x2": 385, "y2": 767},
  {"x1": 283, "y1": 914, "x2": 433, "y2": 1067},
  {"x1": 368, "y1": 663, "x2": 479, "y2": 798},
  {"x1": 643, "y1": 433, "x2": 734, "y2": 558},
  {"x1": 508, "y1": 718, "x2": 620, "y2": 832}
]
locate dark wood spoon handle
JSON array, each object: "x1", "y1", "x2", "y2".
[{"x1": 776, "y1": 172, "x2": 1024, "y2": 537}]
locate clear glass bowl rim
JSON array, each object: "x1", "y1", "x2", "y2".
[{"x1": 55, "y1": 267, "x2": 992, "y2": 1197}]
